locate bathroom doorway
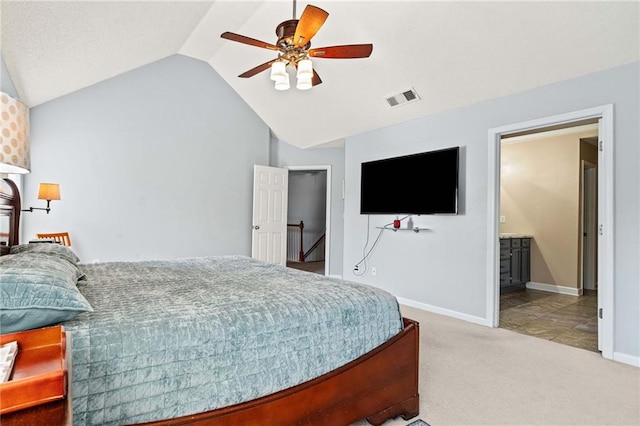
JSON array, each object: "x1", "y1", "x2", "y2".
[{"x1": 487, "y1": 105, "x2": 614, "y2": 360}]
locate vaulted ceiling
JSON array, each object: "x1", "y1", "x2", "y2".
[{"x1": 2, "y1": 1, "x2": 638, "y2": 148}]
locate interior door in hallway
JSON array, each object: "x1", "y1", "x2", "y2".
[
  {"x1": 582, "y1": 162, "x2": 597, "y2": 291},
  {"x1": 252, "y1": 165, "x2": 288, "y2": 266}
]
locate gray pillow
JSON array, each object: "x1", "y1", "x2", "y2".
[
  {"x1": 10, "y1": 243, "x2": 85, "y2": 281},
  {"x1": 10, "y1": 243, "x2": 81, "y2": 265},
  {"x1": 0, "y1": 253, "x2": 93, "y2": 333}
]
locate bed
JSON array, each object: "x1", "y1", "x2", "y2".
[{"x1": 0, "y1": 177, "x2": 419, "y2": 425}]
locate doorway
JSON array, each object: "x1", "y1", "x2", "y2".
[
  {"x1": 497, "y1": 123, "x2": 600, "y2": 352},
  {"x1": 487, "y1": 105, "x2": 614, "y2": 360},
  {"x1": 286, "y1": 166, "x2": 331, "y2": 275}
]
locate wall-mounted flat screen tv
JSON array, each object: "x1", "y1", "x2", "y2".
[{"x1": 360, "y1": 146, "x2": 459, "y2": 215}]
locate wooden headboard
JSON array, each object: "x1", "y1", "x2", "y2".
[{"x1": 1, "y1": 177, "x2": 21, "y2": 251}]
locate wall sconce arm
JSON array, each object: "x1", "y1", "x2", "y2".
[{"x1": 22, "y1": 200, "x2": 53, "y2": 214}]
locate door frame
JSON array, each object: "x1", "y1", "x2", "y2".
[
  {"x1": 486, "y1": 104, "x2": 614, "y2": 360},
  {"x1": 286, "y1": 165, "x2": 332, "y2": 276}
]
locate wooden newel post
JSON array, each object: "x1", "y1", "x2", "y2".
[{"x1": 298, "y1": 221, "x2": 304, "y2": 262}]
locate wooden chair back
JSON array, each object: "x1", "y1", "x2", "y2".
[{"x1": 36, "y1": 232, "x2": 72, "y2": 247}]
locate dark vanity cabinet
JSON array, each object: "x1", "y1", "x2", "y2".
[{"x1": 500, "y1": 236, "x2": 531, "y2": 292}]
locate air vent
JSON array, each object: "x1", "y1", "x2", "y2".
[
  {"x1": 403, "y1": 90, "x2": 417, "y2": 101},
  {"x1": 386, "y1": 88, "x2": 420, "y2": 108}
]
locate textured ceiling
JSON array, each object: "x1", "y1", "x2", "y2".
[{"x1": 2, "y1": 1, "x2": 639, "y2": 148}]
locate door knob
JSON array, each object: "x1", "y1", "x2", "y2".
[{"x1": 254, "y1": 225, "x2": 260, "y2": 230}]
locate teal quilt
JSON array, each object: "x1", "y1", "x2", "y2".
[{"x1": 63, "y1": 255, "x2": 403, "y2": 425}]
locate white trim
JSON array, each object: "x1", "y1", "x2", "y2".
[
  {"x1": 286, "y1": 165, "x2": 332, "y2": 276},
  {"x1": 526, "y1": 282, "x2": 581, "y2": 296},
  {"x1": 597, "y1": 108, "x2": 614, "y2": 360},
  {"x1": 613, "y1": 352, "x2": 640, "y2": 368},
  {"x1": 397, "y1": 297, "x2": 492, "y2": 327},
  {"x1": 487, "y1": 128, "x2": 501, "y2": 329},
  {"x1": 487, "y1": 104, "x2": 614, "y2": 361},
  {"x1": 502, "y1": 123, "x2": 598, "y2": 144}
]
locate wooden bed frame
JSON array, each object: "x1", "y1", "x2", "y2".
[
  {"x1": 0, "y1": 178, "x2": 420, "y2": 425},
  {"x1": 0, "y1": 178, "x2": 21, "y2": 252}
]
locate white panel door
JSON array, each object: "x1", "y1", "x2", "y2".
[{"x1": 252, "y1": 165, "x2": 288, "y2": 266}]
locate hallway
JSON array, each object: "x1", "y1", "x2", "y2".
[{"x1": 286, "y1": 261, "x2": 325, "y2": 275}]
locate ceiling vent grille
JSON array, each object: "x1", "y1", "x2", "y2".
[{"x1": 386, "y1": 88, "x2": 420, "y2": 108}]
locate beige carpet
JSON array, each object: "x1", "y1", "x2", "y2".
[{"x1": 354, "y1": 305, "x2": 640, "y2": 426}]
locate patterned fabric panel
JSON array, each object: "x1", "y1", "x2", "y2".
[{"x1": 64, "y1": 255, "x2": 403, "y2": 425}]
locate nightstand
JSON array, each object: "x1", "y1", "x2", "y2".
[{"x1": 0, "y1": 330, "x2": 72, "y2": 425}]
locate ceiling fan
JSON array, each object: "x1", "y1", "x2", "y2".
[{"x1": 220, "y1": 1, "x2": 373, "y2": 90}]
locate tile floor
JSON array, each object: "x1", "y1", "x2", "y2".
[{"x1": 499, "y1": 288, "x2": 599, "y2": 352}]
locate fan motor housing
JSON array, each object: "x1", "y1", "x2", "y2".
[{"x1": 276, "y1": 20, "x2": 310, "y2": 50}]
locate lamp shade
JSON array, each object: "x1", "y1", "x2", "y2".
[
  {"x1": 0, "y1": 92, "x2": 30, "y2": 174},
  {"x1": 274, "y1": 73, "x2": 290, "y2": 91},
  {"x1": 296, "y1": 59, "x2": 313, "y2": 79},
  {"x1": 296, "y1": 76, "x2": 313, "y2": 90},
  {"x1": 270, "y1": 61, "x2": 287, "y2": 82},
  {"x1": 38, "y1": 183, "x2": 60, "y2": 201}
]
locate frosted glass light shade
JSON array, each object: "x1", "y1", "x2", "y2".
[
  {"x1": 275, "y1": 73, "x2": 290, "y2": 90},
  {"x1": 270, "y1": 61, "x2": 287, "y2": 82},
  {"x1": 0, "y1": 92, "x2": 30, "y2": 174},
  {"x1": 38, "y1": 183, "x2": 61, "y2": 201},
  {"x1": 296, "y1": 76, "x2": 313, "y2": 90},
  {"x1": 296, "y1": 59, "x2": 313, "y2": 79}
]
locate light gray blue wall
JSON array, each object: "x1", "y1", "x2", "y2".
[
  {"x1": 344, "y1": 62, "x2": 639, "y2": 362},
  {"x1": 23, "y1": 54, "x2": 270, "y2": 262},
  {"x1": 271, "y1": 138, "x2": 345, "y2": 275}
]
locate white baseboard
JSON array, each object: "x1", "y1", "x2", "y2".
[
  {"x1": 397, "y1": 297, "x2": 492, "y2": 327},
  {"x1": 526, "y1": 281, "x2": 581, "y2": 296},
  {"x1": 398, "y1": 296, "x2": 639, "y2": 368},
  {"x1": 613, "y1": 352, "x2": 640, "y2": 368}
]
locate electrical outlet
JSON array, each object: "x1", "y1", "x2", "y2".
[
  {"x1": 371, "y1": 267, "x2": 377, "y2": 276},
  {"x1": 500, "y1": 215, "x2": 506, "y2": 223}
]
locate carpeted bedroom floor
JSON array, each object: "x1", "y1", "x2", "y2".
[{"x1": 352, "y1": 305, "x2": 640, "y2": 426}]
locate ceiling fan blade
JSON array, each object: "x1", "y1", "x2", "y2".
[
  {"x1": 312, "y1": 70, "x2": 322, "y2": 86},
  {"x1": 221, "y1": 31, "x2": 280, "y2": 51},
  {"x1": 309, "y1": 44, "x2": 373, "y2": 59},
  {"x1": 238, "y1": 59, "x2": 277, "y2": 78},
  {"x1": 293, "y1": 5, "x2": 329, "y2": 47}
]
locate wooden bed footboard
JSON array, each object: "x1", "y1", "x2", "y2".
[{"x1": 143, "y1": 317, "x2": 419, "y2": 426}]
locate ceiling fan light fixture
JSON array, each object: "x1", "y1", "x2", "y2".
[
  {"x1": 270, "y1": 61, "x2": 288, "y2": 82},
  {"x1": 221, "y1": 3, "x2": 373, "y2": 89},
  {"x1": 296, "y1": 75, "x2": 313, "y2": 90},
  {"x1": 296, "y1": 59, "x2": 313, "y2": 79},
  {"x1": 274, "y1": 73, "x2": 291, "y2": 90}
]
